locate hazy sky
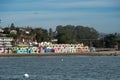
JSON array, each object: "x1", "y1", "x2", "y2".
[{"x1": 0, "y1": 0, "x2": 120, "y2": 33}]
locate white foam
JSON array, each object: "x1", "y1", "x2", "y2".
[{"x1": 24, "y1": 73, "x2": 29, "y2": 78}]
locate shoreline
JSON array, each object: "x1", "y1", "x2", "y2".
[{"x1": 0, "y1": 51, "x2": 120, "y2": 57}]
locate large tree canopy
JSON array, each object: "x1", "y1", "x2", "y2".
[
  {"x1": 56, "y1": 25, "x2": 99, "y2": 44},
  {"x1": 104, "y1": 33, "x2": 120, "y2": 48}
]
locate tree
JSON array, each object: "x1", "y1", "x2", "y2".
[
  {"x1": 3, "y1": 27, "x2": 10, "y2": 34},
  {"x1": 10, "y1": 23, "x2": 15, "y2": 30},
  {"x1": 49, "y1": 28, "x2": 53, "y2": 36},
  {"x1": 6, "y1": 33, "x2": 17, "y2": 39},
  {"x1": 48, "y1": 28, "x2": 54, "y2": 40},
  {"x1": 57, "y1": 33, "x2": 67, "y2": 43},
  {"x1": 56, "y1": 25, "x2": 99, "y2": 44},
  {"x1": 75, "y1": 26, "x2": 98, "y2": 40},
  {"x1": 104, "y1": 33, "x2": 120, "y2": 48},
  {"x1": 32, "y1": 28, "x2": 49, "y2": 42}
]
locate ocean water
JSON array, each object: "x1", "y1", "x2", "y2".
[{"x1": 0, "y1": 56, "x2": 120, "y2": 80}]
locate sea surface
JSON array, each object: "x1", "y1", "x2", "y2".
[{"x1": 0, "y1": 56, "x2": 120, "y2": 80}]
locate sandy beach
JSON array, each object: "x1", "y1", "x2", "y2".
[{"x1": 0, "y1": 51, "x2": 120, "y2": 57}]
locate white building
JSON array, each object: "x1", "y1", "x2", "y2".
[
  {"x1": 0, "y1": 37, "x2": 13, "y2": 47},
  {"x1": 0, "y1": 28, "x2": 4, "y2": 33}
]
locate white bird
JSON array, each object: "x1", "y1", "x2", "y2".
[{"x1": 24, "y1": 73, "x2": 29, "y2": 78}]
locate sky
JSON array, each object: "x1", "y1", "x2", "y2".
[{"x1": 0, "y1": 0, "x2": 120, "y2": 33}]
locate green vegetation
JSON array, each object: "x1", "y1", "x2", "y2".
[
  {"x1": 56, "y1": 25, "x2": 99, "y2": 44},
  {"x1": 104, "y1": 33, "x2": 120, "y2": 48},
  {"x1": 0, "y1": 23, "x2": 120, "y2": 49}
]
